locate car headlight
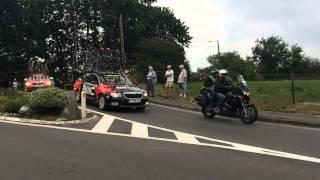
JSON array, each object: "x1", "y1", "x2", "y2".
[
  {"x1": 110, "y1": 92, "x2": 122, "y2": 98},
  {"x1": 45, "y1": 80, "x2": 52, "y2": 86},
  {"x1": 144, "y1": 91, "x2": 148, "y2": 97},
  {"x1": 25, "y1": 82, "x2": 31, "y2": 87}
]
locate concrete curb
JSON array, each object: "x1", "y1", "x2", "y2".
[
  {"x1": 0, "y1": 113, "x2": 99, "y2": 125},
  {"x1": 257, "y1": 116, "x2": 320, "y2": 128},
  {"x1": 149, "y1": 99, "x2": 320, "y2": 128}
]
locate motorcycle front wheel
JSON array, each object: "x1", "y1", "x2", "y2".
[
  {"x1": 240, "y1": 104, "x2": 258, "y2": 125},
  {"x1": 202, "y1": 107, "x2": 215, "y2": 119}
]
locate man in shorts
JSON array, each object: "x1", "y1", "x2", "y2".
[
  {"x1": 164, "y1": 65, "x2": 174, "y2": 98},
  {"x1": 178, "y1": 65, "x2": 188, "y2": 98}
]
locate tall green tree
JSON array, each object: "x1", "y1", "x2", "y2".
[
  {"x1": 207, "y1": 51, "x2": 256, "y2": 78},
  {"x1": 133, "y1": 38, "x2": 189, "y2": 83},
  {"x1": 0, "y1": 0, "x2": 36, "y2": 85},
  {"x1": 251, "y1": 36, "x2": 291, "y2": 75},
  {"x1": 1, "y1": 0, "x2": 192, "y2": 84}
]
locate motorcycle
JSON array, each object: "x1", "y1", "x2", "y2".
[{"x1": 194, "y1": 75, "x2": 258, "y2": 125}]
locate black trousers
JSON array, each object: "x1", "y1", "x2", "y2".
[{"x1": 147, "y1": 79, "x2": 155, "y2": 96}]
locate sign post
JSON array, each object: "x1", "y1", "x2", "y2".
[{"x1": 81, "y1": 89, "x2": 86, "y2": 119}]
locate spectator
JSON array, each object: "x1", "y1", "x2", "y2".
[
  {"x1": 146, "y1": 66, "x2": 157, "y2": 97},
  {"x1": 178, "y1": 65, "x2": 188, "y2": 98},
  {"x1": 13, "y1": 78, "x2": 18, "y2": 90},
  {"x1": 164, "y1": 65, "x2": 174, "y2": 98}
]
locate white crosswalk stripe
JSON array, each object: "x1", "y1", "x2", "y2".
[
  {"x1": 92, "y1": 115, "x2": 114, "y2": 133},
  {"x1": 87, "y1": 109, "x2": 320, "y2": 164},
  {"x1": 131, "y1": 123, "x2": 149, "y2": 138},
  {"x1": 175, "y1": 132, "x2": 199, "y2": 144}
]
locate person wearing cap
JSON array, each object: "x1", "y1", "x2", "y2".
[
  {"x1": 146, "y1": 66, "x2": 157, "y2": 97},
  {"x1": 178, "y1": 65, "x2": 188, "y2": 98},
  {"x1": 164, "y1": 65, "x2": 174, "y2": 98}
]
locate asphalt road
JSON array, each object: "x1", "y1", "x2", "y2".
[{"x1": 0, "y1": 103, "x2": 320, "y2": 180}]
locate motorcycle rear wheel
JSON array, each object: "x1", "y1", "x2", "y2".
[
  {"x1": 202, "y1": 107, "x2": 215, "y2": 119},
  {"x1": 240, "y1": 105, "x2": 258, "y2": 125}
]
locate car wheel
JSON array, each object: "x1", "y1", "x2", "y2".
[
  {"x1": 75, "y1": 91, "x2": 81, "y2": 103},
  {"x1": 98, "y1": 95, "x2": 107, "y2": 110}
]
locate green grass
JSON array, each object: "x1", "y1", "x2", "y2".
[{"x1": 141, "y1": 80, "x2": 320, "y2": 115}]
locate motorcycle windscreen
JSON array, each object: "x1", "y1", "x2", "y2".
[{"x1": 237, "y1": 74, "x2": 248, "y2": 88}]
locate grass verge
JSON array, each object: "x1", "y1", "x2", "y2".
[{"x1": 140, "y1": 80, "x2": 320, "y2": 116}]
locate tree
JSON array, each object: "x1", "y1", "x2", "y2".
[
  {"x1": 207, "y1": 51, "x2": 256, "y2": 78},
  {"x1": 251, "y1": 36, "x2": 291, "y2": 75},
  {"x1": 1, "y1": 0, "x2": 192, "y2": 84},
  {"x1": 133, "y1": 38, "x2": 189, "y2": 83},
  {"x1": 0, "y1": 0, "x2": 35, "y2": 85}
]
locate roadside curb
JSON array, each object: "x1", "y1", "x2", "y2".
[
  {"x1": 0, "y1": 113, "x2": 99, "y2": 125},
  {"x1": 148, "y1": 99, "x2": 320, "y2": 128}
]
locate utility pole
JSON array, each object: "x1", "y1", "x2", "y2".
[
  {"x1": 119, "y1": 14, "x2": 125, "y2": 70},
  {"x1": 217, "y1": 40, "x2": 220, "y2": 56}
]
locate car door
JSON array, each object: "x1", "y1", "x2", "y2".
[{"x1": 83, "y1": 74, "x2": 99, "y2": 102}]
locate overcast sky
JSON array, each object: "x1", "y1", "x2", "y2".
[{"x1": 154, "y1": 0, "x2": 320, "y2": 71}]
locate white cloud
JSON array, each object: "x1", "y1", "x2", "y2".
[{"x1": 155, "y1": 0, "x2": 320, "y2": 71}]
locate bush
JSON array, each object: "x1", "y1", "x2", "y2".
[
  {"x1": 0, "y1": 88, "x2": 18, "y2": 96},
  {"x1": 63, "y1": 84, "x2": 74, "y2": 90},
  {"x1": 29, "y1": 88, "x2": 71, "y2": 115},
  {"x1": 3, "y1": 94, "x2": 30, "y2": 113}
]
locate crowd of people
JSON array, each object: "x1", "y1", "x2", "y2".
[{"x1": 146, "y1": 64, "x2": 188, "y2": 98}]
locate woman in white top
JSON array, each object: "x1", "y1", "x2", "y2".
[{"x1": 164, "y1": 65, "x2": 174, "y2": 98}]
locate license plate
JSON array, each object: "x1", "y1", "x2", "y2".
[
  {"x1": 128, "y1": 99, "x2": 141, "y2": 103},
  {"x1": 34, "y1": 84, "x2": 43, "y2": 87}
]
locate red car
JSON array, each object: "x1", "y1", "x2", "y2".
[
  {"x1": 24, "y1": 63, "x2": 54, "y2": 91},
  {"x1": 24, "y1": 74, "x2": 53, "y2": 91},
  {"x1": 73, "y1": 72, "x2": 148, "y2": 110}
]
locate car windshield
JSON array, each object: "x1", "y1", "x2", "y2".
[{"x1": 100, "y1": 75, "x2": 133, "y2": 86}]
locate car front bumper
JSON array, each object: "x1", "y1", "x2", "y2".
[{"x1": 106, "y1": 97, "x2": 149, "y2": 108}]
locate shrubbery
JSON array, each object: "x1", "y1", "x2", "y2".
[
  {"x1": 63, "y1": 84, "x2": 74, "y2": 90},
  {"x1": 28, "y1": 88, "x2": 71, "y2": 115},
  {"x1": 0, "y1": 88, "x2": 18, "y2": 96},
  {"x1": 3, "y1": 94, "x2": 29, "y2": 113}
]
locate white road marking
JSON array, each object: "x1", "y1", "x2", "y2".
[
  {"x1": 92, "y1": 115, "x2": 114, "y2": 133},
  {"x1": 131, "y1": 123, "x2": 149, "y2": 138},
  {"x1": 1, "y1": 109, "x2": 320, "y2": 164},
  {"x1": 175, "y1": 132, "x2": 199, "y2": 144}
]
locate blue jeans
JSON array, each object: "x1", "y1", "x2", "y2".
[
  {"x1": 215, "y1": 93, "x2": 226, "y2": 109},
  {"x1": 147, "y1": 79, "x2": 155, "y2": 96}
]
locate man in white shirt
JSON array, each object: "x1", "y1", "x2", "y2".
[
  {"x1": 164, "y1": 65, "x2": 174, "y2": 98},
  {"x1": 178, "y1": 65, "x2": 188, "y2": 98}
]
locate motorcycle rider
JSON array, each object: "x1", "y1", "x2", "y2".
[
  {"x1": 203, "y1": 69, "x2": 219, "y2": 109},
  {"x1": 213, "y1": 69, "x2": 233, "y2": 113}
]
